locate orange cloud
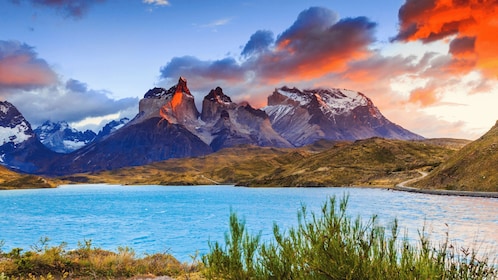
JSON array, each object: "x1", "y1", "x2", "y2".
[
  {"x1": 408, "y1": 87, "x2": 439, "y2": 106},
  {"x1": 395, "y1": 0, "x2": 498, "y2": 77},
  {"x1": 0, "y1": 41, "x2": 57, "y2": 89}
]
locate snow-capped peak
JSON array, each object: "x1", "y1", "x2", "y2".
[
  {"x1": 0, "y1": 101, "x2": 33, "y2": 145},
  {"x1": 34, "y1": 120, "x2": 97, "y2": 153},
  {"x1": 275, "y1": 86, "x2": 368, "y2": 115}
]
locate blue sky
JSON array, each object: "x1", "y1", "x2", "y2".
[{"x1": 1, "y1": 0, "x2": 497, "y2": 139}]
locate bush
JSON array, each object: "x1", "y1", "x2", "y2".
[
  {"x1": 0, "y1": 239, "x2": 193, "y2": 279},
  {"x1": 202, "y1": 195, "x2": 497, "y2": 279}
]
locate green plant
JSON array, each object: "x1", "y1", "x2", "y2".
[{"x1": 202, "y1": 195, "x2": 497, "y2": 279}]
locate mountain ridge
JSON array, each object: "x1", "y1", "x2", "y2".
[{"x1": 1, "y1": 77, "x2": 425, "y2": 176}]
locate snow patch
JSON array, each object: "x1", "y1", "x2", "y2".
[
  {"x1": 62, "y1": 140, "x2": 87, "y2": 151},
  {"x1": 0, "y1": 121, "x2": 32, "y2": 145},
  {"x1": 277, "y1": 88, "x2": 310, "y2": 106},
  {"x1": 0, "y1": 104, "x2": 11, "y2": 114},
  {"x1": 263, "y1": 105, "x2": 294, "y2": 123}
]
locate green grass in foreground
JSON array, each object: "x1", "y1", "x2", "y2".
[
  {"x1": 1, "y1": 196, "x2": 496, "y2": 279},
  {"x1": 202, "y1": 196, "x2": 497, "y2": 279}
]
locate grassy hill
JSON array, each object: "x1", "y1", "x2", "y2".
[
  {"x1": 0, "y1": 165, "x2": 57, "y2": 190},
  {"x1": 413, "y1": 121, "x2": 498, "y2": 192},
  {"x1": 65, "y1": 138, "x2": 465, "y2": 188}
]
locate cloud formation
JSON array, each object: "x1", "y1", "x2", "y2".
[
  {"x1": 0, "y1": 40, "x2": 57, "y2": 90},
  {"x1": 160, "y1": 7, "x2": 377, "y2": 88},
  {"x1": 11, "y1": 0, "x2": 105, "y2": 18},
  {"x1": 0, "y1": 40, "x2": 137, "y2": 128},
  {"x1": 241, "y1": 30, "x2": 274, "y2": 58},
  {"x1": 3, "y1": 79, "x2": 138, "y2": 127},
  {"x1": 142, "y1": 0, "x2": 169, "y2": 6},
  {"x1": 394, "y1": 0, "x2": 498, "y2": 78}
]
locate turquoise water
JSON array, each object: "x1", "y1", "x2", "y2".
[{"x1": 1, "y1": 185, "x2": 497, "y2": 262}]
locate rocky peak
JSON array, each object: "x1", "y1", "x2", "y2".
[
  {"x1": 201, "y1": 86, "x2": 236, "y2": 122},
  {"x1": 205, "y1": 87, "x2": 233, "y2": 103},
  {"x1": 175, "y1": 76, "x2": 191, "y2": 96},
  {"x1": 144, "y1": 87, "x2": 172, "y2": 99},
  {"x1": 0, "y1": 101, "x2": 34, "y2": 146}
]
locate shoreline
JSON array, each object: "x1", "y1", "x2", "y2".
[
  {"x1": 394, "y1": 170, "x2": 498, "y2": 198},
  {"x1": 3, "y1": 179, "x2": 498, "y2": 198},
  {"x1": 393, "y1": 185, "x2": 498, "y2": 198}
]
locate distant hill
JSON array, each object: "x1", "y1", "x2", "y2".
[
  {"x1": 64, "y1": 138, "x2": 461, "y2": 188},
  {"x1": 0, "y1": 165, "x2": 56, "y2": 190},
  {"x1": 413, "y1": 121, "x2": 498, "y2": 192}
]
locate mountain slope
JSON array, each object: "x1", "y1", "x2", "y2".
[
  {"x1": 70, "y1": 138, "x2": 459, "y2": 188},
  {"x1": 264, "y1": 87, "x2": 423, "y2": 146},
  {"x1": 413, "y1": 121, "x2": 498, "y2": 192},
  {"x1": 0, "y1": 164, "x2": 56, "y2": 189}
]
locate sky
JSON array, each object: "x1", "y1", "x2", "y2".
[{"x1": 0, "y1": 0, "x2": 497, "y2": 139}]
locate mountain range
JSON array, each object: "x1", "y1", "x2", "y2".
[
  {"x1": 33, "y1": 118, "x2": 129, "y2": 153},
  {"x1": 0, "y1": 77, "x2": 423, "y2": 176}
]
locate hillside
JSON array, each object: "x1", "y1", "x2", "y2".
[
  {"x1": 62, "y1": 138, "x2": 464, "y2": 188},
  {"x1": 0, "y1": 165, "x2": 56, "y2": 190},
  {"x1": 413, "y1": 121, "x2": 498, "y2": 192}
]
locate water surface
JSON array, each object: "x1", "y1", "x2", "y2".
[{"x1": 1, "y1": 185, "x2": 497, "y2": 262}]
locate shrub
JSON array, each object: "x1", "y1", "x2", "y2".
[{"x1": 202, "y1": 195, "x2": 497, "y2": 279}]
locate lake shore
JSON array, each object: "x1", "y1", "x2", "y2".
[{"x1": 393, "y1": 170, "x2": 498, "y2": 198}]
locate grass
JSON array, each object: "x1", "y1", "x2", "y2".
[
  {"x1": 60, "y1": 138, "x2": 463, "y2": 188},
  {"x1": 0, "y1": 239, "x2": 201, "y2": 280},
  {"x1": 202, "y1": 195, "x2": 497, "y2": 279},
  {"x1": 0, "y1": 166, "x2": 57, "y2": 190},
  {"x1": 414, "y1": 121, "x2": 498, "y2": 192}
]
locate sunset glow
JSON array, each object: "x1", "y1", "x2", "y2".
[{"x1": 0, "y1": 0, "x2": 496, "y2": 139}]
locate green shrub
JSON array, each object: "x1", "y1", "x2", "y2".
[{"x1": 202, "y1": 195, "x2": 497, "y2": 279}]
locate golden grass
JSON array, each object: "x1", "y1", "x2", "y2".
[{"x1": 60, "y1": 138, "x2": 460, "y2": 188}]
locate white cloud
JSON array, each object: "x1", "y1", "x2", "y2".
[{"x1": 142, "y1": 0, "x2": 170, "y2": 6}]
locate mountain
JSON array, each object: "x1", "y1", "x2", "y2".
[
  {"x1": 34, "y1": 121, "x2": 97, "y2": 153},
  {"x1": 263, "y1": 86, "x2": 423, "y2": 146},
  {"x1": 413, "y1": 121, "x2": 498, "y2": 192},
  {"x1": 199, "y1": 87, "x2": 291, "y2": 151},
  {"x1": 0, "y1": 78, "x2": 425, "y2": 176},
  {"x1": 0, "y1": 101, "x2": 59, "y2": 173},
  {"x1": 43, "y1": 117, "x2": 212, "y2": 175},
  {"x1": 131, "y1": 78, "x2": 291, "y2": 151},
  {"x1": 40, "y1": 78, "x2": 213, "y2": 175},
  {"x1": 95, "y1": 117, "x2": 129, "y2": 140}
]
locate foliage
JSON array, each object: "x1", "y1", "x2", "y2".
[
  {"x1": 0, "y1": 238, "x2": 199, "y2": 279},
  {"x1": 202, "y1": 195, "x2": 497, "y2": 279}
]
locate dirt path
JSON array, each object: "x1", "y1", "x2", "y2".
[{"x1": 396, "y1": 170, "x2": 428, "y2": 189}]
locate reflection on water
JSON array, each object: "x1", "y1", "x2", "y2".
[{"x1": 0, "y1": 185, "x2": 497, "y2": 262}]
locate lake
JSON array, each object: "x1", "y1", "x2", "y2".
[{"x1": 1, "y1": 185, "x2": 497, "y2": 262}]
